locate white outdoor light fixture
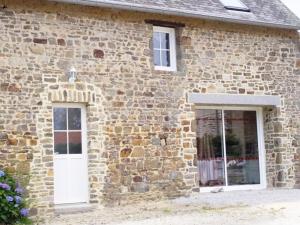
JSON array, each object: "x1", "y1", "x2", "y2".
[{"x1": 67, "y1": 66, "x2": 77, "y2": 83}]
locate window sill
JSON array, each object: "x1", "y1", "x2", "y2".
[{"x1": 154, "y1": 66, "x2": 177, "y2": 72}]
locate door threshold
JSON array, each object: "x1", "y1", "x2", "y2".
[
  {"x1": 55, "y1": 203, "x2": 94, "y2": 214},
  {"x1": 200, "y1": 185, "x2": 266, "y2": 193}
]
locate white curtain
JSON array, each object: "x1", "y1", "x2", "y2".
[{"x1": 198, "y1": 159, "x2": 224, "y2": 186}]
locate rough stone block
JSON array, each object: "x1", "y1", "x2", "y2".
[
  {"x1": 131, "y1": 147, "x2": 145, "y2": 158},
  {"x1": 57, "y1": 38, "x2": 66, "y2": 46},
  {"x1": 33, "y1": 38, "x2": 47, "y2": 44},
  {"x1": 93, "y1": 49, "x2": 104, "y2": 58},
  {"x1": 29, "y1": 45, "x2": 44, "y2": 55},
  {"x1": 130, "y1": 182, "x2": 149, "y2": 193},
  {"x1": 120, "y1": 148, "x2": 132, "y2": 158}
]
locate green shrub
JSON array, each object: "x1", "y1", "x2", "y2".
[{"x1": 0, "y1": 170, "x2": 32, "y2": 225}]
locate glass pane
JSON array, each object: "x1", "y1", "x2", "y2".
[
  {"x1": 160, "y1": 33, "x2": 170, "y2": 49},
  {"x1": 161, "y1": 50, "x2": 170, "y2": 67},
  {"x1": 219, "y1": 0, "x2": 249, "y2": 10},
  {"x1": 154, "y1": 49, "x2": 161, "y2": 66},
  {"x1": 153, "y1": 32, "x2": 160, "y2": 49},
  {"x1": 68, "y1": 108, "x2": 81, "y2": 130},
  {"x1": 54, "y1": 132, "x2": 67, "y2": 154},
  {"x1": 54, "y1": 108, "x2": 67, "y2": 130},
  {"x1": 224, "y1": 110, "x2": 260, "y2": 185},
  {"x1": 196, "y1": 109, "x2": 225, "y2": 187},
  {"x1": 69, "y1": 132, "x2": 82, "y2": 154}
]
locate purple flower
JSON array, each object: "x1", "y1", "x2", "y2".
[
  {"x1": 15, "y1": 187, "x2": 24, "y2": 194},
  {"x1": 0, "y1": 170, "x2": 5, "y2": 177},
  {"x1": 15, "y1": 196, "x2": 22, "y2": 204},
  {"x1": 20, "y1": 208, "x2": 29, "y2": 217},
  {"x1": 6, "y1": 196, "x2": 14, "y2": 202},
  {"x1": 0, "y1": 183, "x2": 11, "y2": 190}
]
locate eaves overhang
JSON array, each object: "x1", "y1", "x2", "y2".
[{"x1": 49, "y1": 0, "x2": 300, "y2": 30}]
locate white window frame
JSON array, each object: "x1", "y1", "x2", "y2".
[
  {"x1": 153, "y1": 26, "x2": 177, "y2": 72},
  {"x1": 195, "y1": 106, "x2": 267, "y2": 193}
]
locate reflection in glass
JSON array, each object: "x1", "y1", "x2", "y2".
[
  {"x1": 69, "y1": 132, "x2": 82, "y2": 154},
  {"x1": 153, "y1": 32, "x2": 160, "y2": 49},
  {"x1": 54, "y1": 108, "x2": 67, "y2": 130},
  {"x1": 196, "y1": 109, "x2": 225, "y2": 187},
  {"x1": 161, "y1": 50, "x2": 170, "y2": 67},
  {"x1": 53, "y1": 107, "x2": 83, "y2": 155},
  {"x1": 153, "y1": 31, "x2": 171, "y2": 67},
  {"x1": 224, "y1": 110, "x2": 260, "y2": 185},
  {"x1": 68, "y1": 108, "x2": 81, "y2": 130},
  {"x1": 154, "y1": 50, "x2": 161, "y2": 66},
  {"x1": 54, "y1": 132, "x2": 67, "y2": 154},
  {"x1": 160, "y1": 33, "x2": 170, "y2": 49}
]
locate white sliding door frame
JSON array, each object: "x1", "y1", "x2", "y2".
[{"x1": 196, "y1": 106, "x2": 267, "y2": 192}]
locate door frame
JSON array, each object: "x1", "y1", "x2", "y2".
[
  {"x1": 194, "y1": 106, "x2": 267, "y2": 192},
  {"x1": 52, "y1": 103, "x2": 89, "y2": 205}
]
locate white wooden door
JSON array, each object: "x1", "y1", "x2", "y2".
[{"x1": 53, "y1": 104, "x2": 89, "y2": 204}]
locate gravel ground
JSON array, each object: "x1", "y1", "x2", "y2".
[{"x1": 45, "y1": 189, "x2": 300, "y2": 225}]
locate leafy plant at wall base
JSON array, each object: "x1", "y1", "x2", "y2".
[{"x1": 0, "y1": 170, "x2": 32, "y2": 225}]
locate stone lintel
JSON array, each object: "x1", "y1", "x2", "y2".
[{"x1": 187, "y1": 93, "x2": 281, "y2": 106}]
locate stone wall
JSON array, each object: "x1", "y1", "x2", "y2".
[
  {"x1": 0, "y1": 0, "x2": 299, "y2": 218},
  {"x1": 294, "y1": 36, "x2": 300, "y2": 189}
]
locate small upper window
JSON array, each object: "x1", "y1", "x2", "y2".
[
  {"x1": 219, "y1": 0, "x2": 250, "y2": 12},
  {"x1": 153, "y1": 26, "x2": 177, "y2": 71}
]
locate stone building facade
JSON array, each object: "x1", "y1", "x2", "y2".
[{"x1": 0, "y1": 0, "x2": 299, "y2": 218}]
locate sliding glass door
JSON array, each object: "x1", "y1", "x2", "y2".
[
  {"x1": 196, "y1": 107, "x2": 266, "y2": 191},
  {"x1": 196, "y1": 109, "x2": 225, "y2": 187}
]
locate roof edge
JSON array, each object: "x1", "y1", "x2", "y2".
[{"x1": 49, "y1": 0, "x2": 300, "y2": 30}]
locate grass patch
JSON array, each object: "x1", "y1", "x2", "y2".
[
  {"x1": 162, "y1": 208, "x2": 172, "y2": 214},
  {"x1": 199, "y1": 204, "x2": 248, "y2": 213}
]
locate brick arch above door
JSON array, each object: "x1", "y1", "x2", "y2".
[{"x1": 48, "y1": 83, "x2": 97, "y2": 104}]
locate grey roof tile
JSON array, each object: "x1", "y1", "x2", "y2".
[{"x1": 52, "y1": 0, "x2": 300, "y2": 29}]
